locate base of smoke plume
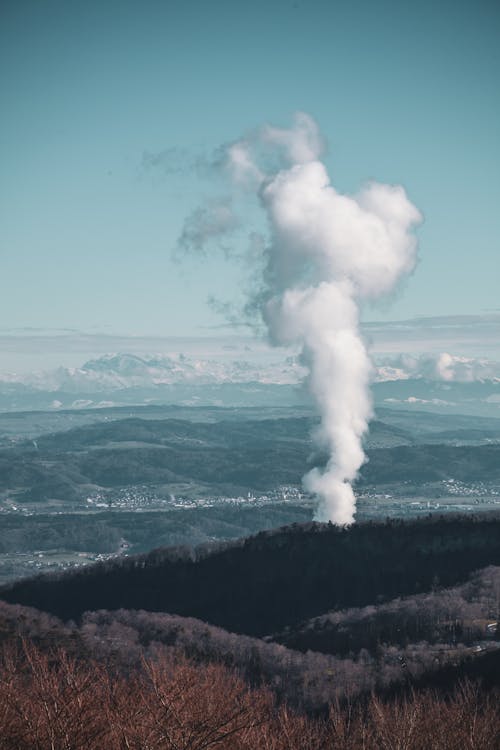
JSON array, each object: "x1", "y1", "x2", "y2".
[{"x1": 305, "y1": 468, "x2": 357, "y2": 526}]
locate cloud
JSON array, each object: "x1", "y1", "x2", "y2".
[
  {"x1": 375, "y1": 352, "x2": 500, "y2": 382},
  {"x1": 364, "y1": 314, "x2": 500, "y2": 358},
  {"x1": 383, "y1": 397, "x2": 456, "y2": 407}
]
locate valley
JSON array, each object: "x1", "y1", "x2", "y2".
[{"x1": 1, "y1": 403, "x2": 500, "y2": 583}]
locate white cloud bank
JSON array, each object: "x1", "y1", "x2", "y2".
[{"x1": 375, "y1": 353, "x2": 500, "y2": 383}]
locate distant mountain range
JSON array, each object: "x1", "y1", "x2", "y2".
[
  {"x1": 0, "y1": 353, "x2": 307, "y2": 391},
  {"x1": 0, "y1": 352, "x2": 499, "y2": 415}
]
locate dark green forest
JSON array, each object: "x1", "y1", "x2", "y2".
[{"x1": 3, "y1": 515, "x2": 500, "y2": 631}]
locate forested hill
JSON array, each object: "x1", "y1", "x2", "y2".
[
  {"x1": 2, "y1": 514, "x2": 500, "y2": 634},
  {"x1": 2, "y1": 414, "x2": 500, "y2": 504}
]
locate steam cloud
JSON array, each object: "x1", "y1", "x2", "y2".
[{"x1": 182, "y1": 113, "x2": 422, "y2": 524}]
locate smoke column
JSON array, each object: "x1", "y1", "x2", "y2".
[{"x1": 205, "y1": 113, "x2": 421, "y2": 524}]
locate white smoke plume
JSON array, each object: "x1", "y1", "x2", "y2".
[
  {"x1": 176, "y1": 198, "x2": 239, "y2": 257},
  {"x1": 184, "y1": 113, "x2": 422, "y2": 524}
]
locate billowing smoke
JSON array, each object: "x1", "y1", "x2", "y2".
[{"x1": 182, "y1": 113, "x2": 422, "y2": 524}]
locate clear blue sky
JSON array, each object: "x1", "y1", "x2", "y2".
[{"x1": 1, "y1": 0, "x2": 499, "y2": 337}]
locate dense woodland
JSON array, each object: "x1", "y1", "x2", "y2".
[
  {"x1": 0, "y1": 594, "x2": 499, "y2": 748},
  {"x1": 0, "y1": 570, "x2": 499, "y2": 714},
  {"x1": 0, "y1": 638, "x2": 499, "y2": 750},
  {"x1": 1, "y1": 515, "x2": 500, "y2": 746},
  {"x1": 3, "y1": 515, "x2": 500, "y2": 629},
  {"x1": 272, "y1": 565, "x2": 500, "y2": 655}
]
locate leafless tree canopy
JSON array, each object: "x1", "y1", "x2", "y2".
[{"x1": 0, "y1": 640, "x2": 499, "y2": 750}]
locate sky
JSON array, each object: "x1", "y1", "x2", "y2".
[{"x1": 1, "y1": 0, "x2": 499, "y2": 350}]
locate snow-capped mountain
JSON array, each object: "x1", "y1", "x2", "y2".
[
  {"x1": 0, "y1": 352, "x2": 308, "y2": 411},
  {"x1": 3, "y1": 351, "x2": 500, "y2": 394},
  {"x1": 1, "y1": 351, "x2": 500, "y2": 415}
]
